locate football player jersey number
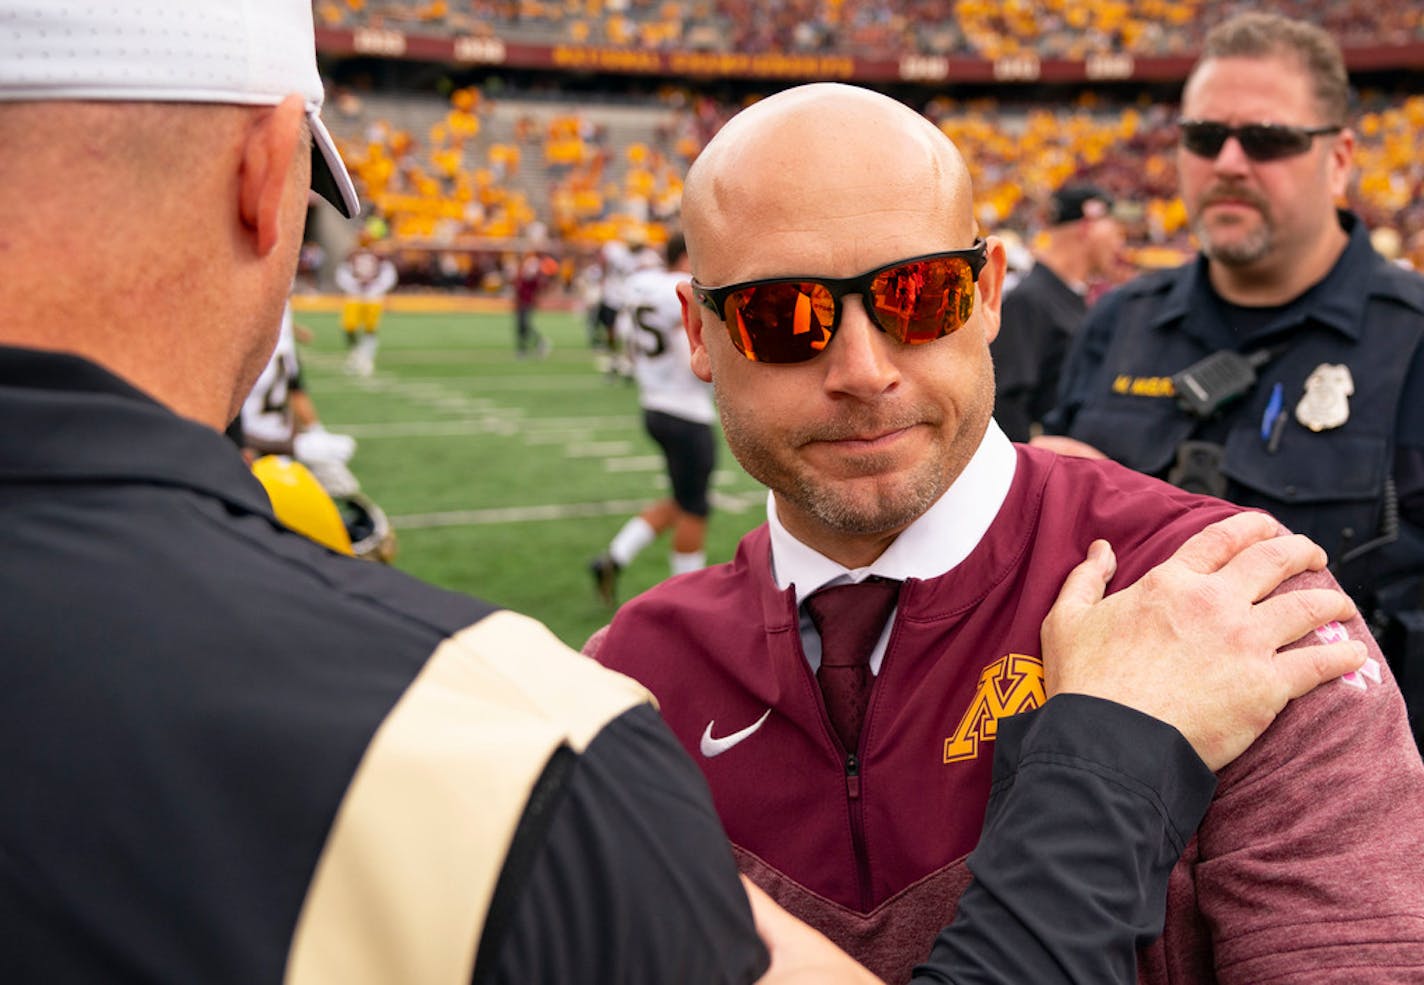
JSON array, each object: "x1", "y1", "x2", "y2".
[
  {"x1": 259, "y1": 370, "x2": 291, "y2": 416},
  {"x1": 633, "y1": 304, "x2": 667, "y2": 358}
]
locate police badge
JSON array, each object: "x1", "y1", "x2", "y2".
[{"x1": 1295, "y1": 363, "x2": 1353, "y2": 432}]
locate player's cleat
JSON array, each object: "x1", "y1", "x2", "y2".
[
  {"x1": 345, "y1": 334, "x2": 379, "y2": 377},
  {"x1": 589, "y1": 552, "x2": 621, "y2": 606},
  {"x1": 345, "y1": 351, "x2": 373, "y2": 377}
]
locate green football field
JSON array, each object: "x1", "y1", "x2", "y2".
[{"x1": 294, "y1": 306, "x2": 767, "y2": 650}]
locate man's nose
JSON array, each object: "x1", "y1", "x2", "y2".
[
  {"x1": 820, "y1": 297, "x2": 900, "y2": 400},
  {"x1": 1211, "y1": 134, "x2": 1253, "y2": 175}
]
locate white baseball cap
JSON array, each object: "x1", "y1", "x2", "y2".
[{"x1": 0, "y1": 1, "x2": 360, "y2": 218}]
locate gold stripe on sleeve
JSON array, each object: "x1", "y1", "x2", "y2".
[{"x1": 284, "y1": 610, "x2": 653, "y2": 985}]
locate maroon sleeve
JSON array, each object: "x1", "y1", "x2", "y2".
[{"x1": 1192, "y1": 568, "x2": 1424, "y2": 983}]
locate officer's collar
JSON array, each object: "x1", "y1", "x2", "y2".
[{"x1": 1153, "y1": 210, "x2": 1372, "y2": 347}]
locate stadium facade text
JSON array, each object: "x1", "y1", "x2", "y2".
[
  {"x1": 454, "y1": 36, "x2": 507, "y2": 65},
  {"x1": 312, "y1": 28, "x2": 1424, "y2": 87}
]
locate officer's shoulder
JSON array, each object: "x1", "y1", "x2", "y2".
[
  {"x1": 1368, "y1": 257, "x2": 1424, "y2": 314},
  {"x1": 1115, "y1": 264, "x2": 1186, "y2": 301},
  {"x1": 1079, "y1": 265, "x2": 1183, "y2": 330}
]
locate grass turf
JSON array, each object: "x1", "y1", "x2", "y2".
[{"x1": 293, "y1": 305, "x2": 767, "y2": 649}]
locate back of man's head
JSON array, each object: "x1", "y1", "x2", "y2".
[
  {"x1": 0, "y1": 0, "x2": 358, "y2": 218},
  {"x1": 1192, "y1": 12, "x2": 1349, "y2": 125},
  {"x1": 1048, "y1": 185, "x2": 1114, "y2": 228},
  {"x1": 0, "y1": 0, "x2": 359, "y2": 430},
  {"x1": 666, "y1": 232, "x2": 689, "y2": 269}
]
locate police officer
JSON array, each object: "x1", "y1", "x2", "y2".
[{"x1": 1044, "y1": 12, "x2": 1424, "y2": 750}]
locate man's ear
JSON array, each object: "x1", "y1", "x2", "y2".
[
  {"x1": 238, "y1": 94, "x2": 307, "y2": 257},
  {"x1": 975, "y1": 235, "x2": 1009, "y2": 346},
  {"x1": 678, "y1": 280, "x2": 714, "y2": 382},
  {"x1": 1327, "y1": 127, "x2": 1356, "y2": 203}
]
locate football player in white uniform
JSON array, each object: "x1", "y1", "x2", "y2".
[
  {"x1": 595, "y1": 228, "x2": 663, "y2": 378},
  {"x1": 240, "y1": 302, "x2": 354, "y2": 464},
  {"x1": 592, "y1": 233, "x2": 717, "y2": 603}
]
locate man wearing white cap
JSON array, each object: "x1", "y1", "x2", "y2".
[
  {"x1": 0, "y1": 4, "x2": 756, "y2": 983},
  {"x1": 0, "y1": 4, "x2": 1370, "y2": 985}
]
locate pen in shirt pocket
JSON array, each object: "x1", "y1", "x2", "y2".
[{"x1": 1260, "y1": 381, "x2": 1287, "y2": 453}]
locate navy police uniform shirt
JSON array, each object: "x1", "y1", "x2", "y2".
[
  {"x1": 1048, "y1": 211, "x2": 1424, "y2": 744},
  {"x1": 1049, "y1": 211, "x2": 1424, "y2": 613}
]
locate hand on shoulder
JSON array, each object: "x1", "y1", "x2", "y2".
[
  {"x1": 1041, "y1": 511, "x2": 1365, "y2": 770},
  {"x1": 744, "y1": 877, "x2": 883, "y2": 985}
]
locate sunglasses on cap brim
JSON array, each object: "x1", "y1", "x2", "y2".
[
  {"x1": 1177, "y1": 119, "x2": 1342, "y2": 162},
  {"x1": 691, "y1": 242, "x2": 988, "y2": 365}
]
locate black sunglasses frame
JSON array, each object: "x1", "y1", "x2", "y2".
[
  {"x1": 1177, "y1": 119, "x2": 1343, "y2": 162},
  {"x1": 691, "y1": 241, "x2": 988, "y2": 361}
]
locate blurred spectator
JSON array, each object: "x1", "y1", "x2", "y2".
[
  {"x1": 512, "y1": 251, "x2": 558, "y2": 358},
  {"x1": 991, "y1": 184, "x2": 1125, "y2": 443},
  {"x1": 296, "y1": 240, "x2": 328, "y2": 292}
]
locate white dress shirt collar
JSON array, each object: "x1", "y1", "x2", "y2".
[{"x1": 769, "y1": 419, "x2": 1018, "y2": 603}]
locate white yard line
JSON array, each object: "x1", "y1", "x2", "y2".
[
  {"x1": 523, "y1": 429, "x2": 596, "y2": 445},
  {"x1": 566, "y1": 441, "x2": 636, "y2": 457},
  {"x1": 339, "y1": 419, "x2": 521, "y2": 438},
  {"x1": 603, "y1": 456, "x2": 663, "y2": 472},
  {"x1": 392, "y1": 488, "x2": 762, "y2": 529},
  {"x1": 305, "y1": 352, "x2": 764, "y2": 527},
  {"x1": 392, "y1": 499, "x2": 654, "y2": 529},
  {"x1": 339, "y1": 417, "x2": 638, "y2": 439},
  {"x1": 309, "y1": 364, "x2": 617, "y2": 392}
]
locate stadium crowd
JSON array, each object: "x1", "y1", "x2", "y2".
[
  {"x1": 315, "y1": 0, "x2": 1424, "y2": 58},
  {"x1": 321, "y1": 78, "x2": 1424, "y2": 288}
]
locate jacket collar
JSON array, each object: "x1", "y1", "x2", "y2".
[
  {"x1": 0, "y1": 345, "x2": 274, "y2": 519},
  {"x1": 1154, "y1": 210, "x2": 1377, "y2": 349}
]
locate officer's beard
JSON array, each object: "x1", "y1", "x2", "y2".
[{"x1": 1193, "y1": 184, "x2": 1274, "y2": 267}]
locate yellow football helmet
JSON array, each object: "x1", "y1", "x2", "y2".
[{"x1": 251, "y1": 455, "x2": 354, "y2": 555}]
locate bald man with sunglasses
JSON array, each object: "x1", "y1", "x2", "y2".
[
  {"x1": 586, "y1": 81, "x2": 1424, "y2": 985},
  {"x1": 1043, "y1": 13, "x2": 1424, "y2": 752}
]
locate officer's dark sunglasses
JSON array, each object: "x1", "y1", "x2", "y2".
[
  {"x1": 691, "y1": 243, "x2": 988, "y2": 364},
  {"x1": 1177, "y1": 119, "x2": 1342, "y2": 162}
]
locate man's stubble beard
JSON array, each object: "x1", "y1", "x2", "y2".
[{"x1": 713, "y1": 370, "x2": 994, "y2": 538}]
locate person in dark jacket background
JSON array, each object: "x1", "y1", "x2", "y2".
[
  {"x1": 992, "y1": 183, "x2": 1124, "y2": 442},
  {"x1": 1043, "y1": 12, "x2": 1424, "y2": 748}
]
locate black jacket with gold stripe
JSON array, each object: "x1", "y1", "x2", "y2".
[{"x1": 0, "y1": 346, "x2": 767, "y2": 985}]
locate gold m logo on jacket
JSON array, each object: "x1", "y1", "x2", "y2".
[{"x1": 943, "y1": 654, "x2": 1045, "y2": 763}]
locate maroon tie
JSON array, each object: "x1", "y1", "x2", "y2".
[{"x1": 804, "y1": 578, "x2": 902, "y2": 753}]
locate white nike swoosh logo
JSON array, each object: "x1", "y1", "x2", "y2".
[{"x1": 700, "y1": 708, "x2": 772, "y2": 758}]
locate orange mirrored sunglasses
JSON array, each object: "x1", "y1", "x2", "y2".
[{"x1": 691, "y1": 242, "x2": 987, "y2": 364}]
